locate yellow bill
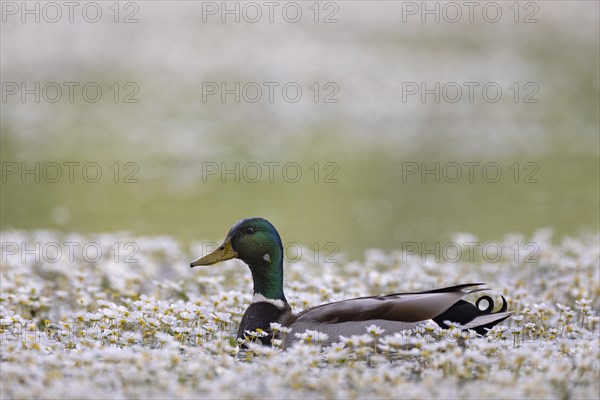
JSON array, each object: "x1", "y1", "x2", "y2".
[{"x1": 190, "y1": 238, "x2": 238, "y2": 267}]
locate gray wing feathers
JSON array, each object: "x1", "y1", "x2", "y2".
[{"x1": 294, "y1": 291, "x2": 470, "y2": 324}]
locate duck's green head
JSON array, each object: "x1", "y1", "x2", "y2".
[{"x1": 190, "y1": 217, "x2": 286, "y2": 300}]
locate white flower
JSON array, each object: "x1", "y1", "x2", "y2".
[
  {"x1": 379, "y1": 333, "x2": 407, "y2": 349},
  {"x1": 245, "y1": 329, "x2": 268, "y2": 338},
  {"x1": 354, "y1": 334, "x2": 374, "y2": 346},
  {"x1": 324, "y1": 342, "x2": 348, "y2": 362},
  {"x1": 366, "y1": 324, "x2": 385, "y2": 335},
  {"x1": 269, "y1": 322, "x2": 282, "y2": 332},
  {"x1": 512, "y1": 315, "x2": 524, "y2": 322},
  {"x1": 160, "y1": 315, "x2": 178, "y2": 326},
  {"x1": 210, "y1": 312, "x2": 232, "y2": 324},
  {"x1": 100, "y1": 308, "x2": 118, "y2": 319},
  {"x1": 294, "y1": 329, "x2": 329, "y2": 344},
  {"x1": 179, "y1": 311, "x2": 193, "y2": 320},
  {"x1": 84, "y1": 312, "x2": 102, "y2": 321}
]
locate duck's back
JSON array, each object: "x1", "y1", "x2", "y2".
[{"x1": 281, "y1": 284, "x2": 511, "y2": 348}]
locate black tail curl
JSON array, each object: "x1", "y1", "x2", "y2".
[{"x1": 433, "y1": 294, "x2": 509, "y2": 335}]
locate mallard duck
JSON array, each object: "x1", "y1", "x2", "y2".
[{"x1": 190, "y1": 217, "x2": 511, "y2": 347}]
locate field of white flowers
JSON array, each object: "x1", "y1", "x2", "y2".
[{"x1": 1, "y1": 229, "x2": 598, "y2": 399}]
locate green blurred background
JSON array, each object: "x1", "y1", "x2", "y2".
[{"x1": 1, "y1": 1, "x2": 598, "y2": 259}]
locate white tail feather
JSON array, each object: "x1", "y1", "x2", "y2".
[{"x1": 460, "y1": 311, "x2": 513, "y2": 331}]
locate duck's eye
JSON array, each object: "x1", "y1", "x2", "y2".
[{"x1": 245, "y1": 227, "x2": 255, "y2": 234}]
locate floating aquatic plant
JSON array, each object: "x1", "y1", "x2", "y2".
[{"x1": 0, "y1": 229, "x2": 598, "y2": 399}]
